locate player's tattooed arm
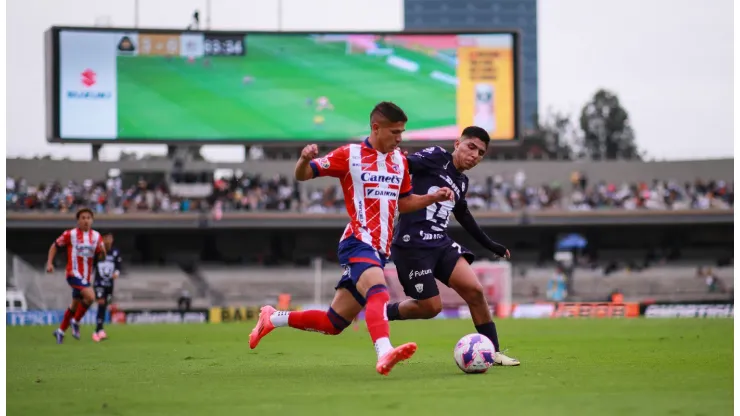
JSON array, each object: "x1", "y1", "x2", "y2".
[
  {"x1": 452, "y1": 200, "x2": 510, "y2": 259},
  {"x1": 398, "y1": 187, "x2": 454, "y2": 213},
  {"x1": 295, "y1": 144, "x2": 319, "y2": 181}
]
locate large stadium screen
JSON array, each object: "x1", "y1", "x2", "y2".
[{"x1": 47, "y1": 27, "x2": 520, "y2": 143}]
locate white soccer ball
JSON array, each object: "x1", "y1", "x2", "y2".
[{"x1": 453, "y1": 333, "x2": 496, "y2": 373}]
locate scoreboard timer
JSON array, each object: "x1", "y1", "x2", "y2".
[{"x1": 204, "y1": 34, "x2": 246, "y2": 56}]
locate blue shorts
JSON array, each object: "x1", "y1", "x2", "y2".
[
  {"x1": 390, "y1": 242, "x2": 474, "y2": 300},
  {"x1": 67, "y1": 276, "x2": 91, "y2": 299},
  {"x1": 335, "y1": 236, "x2": 387, "y2": 307}
]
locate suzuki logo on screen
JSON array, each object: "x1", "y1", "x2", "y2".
[
  {"x1": 81, "y1": 69, "x2": 96, "y2": 87},
  {"x1": 67, "y1": 68, "x2": 112, "y2": 100}
]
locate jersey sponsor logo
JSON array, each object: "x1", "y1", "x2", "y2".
[
  {"x1": 420, "y1": 231, "x2": 445, "y2": 241},
  {"x1": 360, "y1": 172, "x2": 402, "y2": 185},
  {"x1": 415, "y1": 283, "x2": 424, "y2": 293},
  {"x1": 402, "y1": 234, "x2": 411, "y2": 242},
  {"x1": 437, "y1": 174, "x2": 461, "y2": 198},
  {"x1": 365, "y1": 187, "x2": 399, "y2": 200},
  {"x1": 75, "y1": 244, "x2": 97, "y2": 258},
  {"x1": 409, "y1": 269, "x2": 432, "y2": 279},
  {"x1": 356, "y1": 199, "x2": 365, "y2": 224}
]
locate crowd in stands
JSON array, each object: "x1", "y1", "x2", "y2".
[
  {"x1": 7, "y1": 170, "x2": 733, "y2": 214},
  {"x1": 304, "y1": 170, "x2": 733, "y2": 213}
]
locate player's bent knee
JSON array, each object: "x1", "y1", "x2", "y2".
[
  {"x1": 355, "y1": 266, "x2": 386, "y2": 296},
  {"x1": 462, "y1": 285, "x2": 486, "y2": 306},
  {"x1": 419, "y1": 297, "x2": 443, "y2": 318}
]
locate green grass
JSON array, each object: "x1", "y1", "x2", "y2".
[
  {"x1": 7, "y1": 319, "x2": 732, "y2": 416},
  {"x1": 116, "y1": 35, "x2": 457, "y2": 141}
]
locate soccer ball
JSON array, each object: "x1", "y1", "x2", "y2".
[{"x1": 453, "y1": 333, "x2": 496, "y2": 373}]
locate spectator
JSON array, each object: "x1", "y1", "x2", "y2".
[{"x1": 546, "y1": 266, "x2": 568, "y2": 301}]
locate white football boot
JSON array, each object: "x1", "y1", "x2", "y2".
[{"x1": 494, "y1": 350, "x2": 521, "y2": 366}]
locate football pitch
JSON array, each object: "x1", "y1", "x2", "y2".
[
  {"x1": 7, "y1": 319, "x2": 732, "y2": 416},
  {"x1": 116, "y1": 36, "x2": 457, "y2": 141}
]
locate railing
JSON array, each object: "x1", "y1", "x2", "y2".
[{"x1": 8, "y1": 253, "x2": 61, "y2": 310}]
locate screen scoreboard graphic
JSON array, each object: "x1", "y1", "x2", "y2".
[{"x1": 46, "y1": 27, "x2": 520, "y2": 144}]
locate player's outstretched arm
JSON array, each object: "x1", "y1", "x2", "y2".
[
  {"x1": 295, "y1": 144, "x2": 319, "y2": 181},
  {"x1": 398, "y1": 187, "x2": 454, "y2": 214},
  {"x1": 46, "y1": 243, "x2": 57, "y2": 273},
  {"x1": 452, "y1": 200, "x2": 510, "y2": 259}
]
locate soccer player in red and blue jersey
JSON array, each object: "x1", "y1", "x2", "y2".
[
  {"x1": 249, "y1": 102, "x2": 454, "y2": 376},
  {"x1": 47, "y1": 208, "x2": 106, "y2": 344}
]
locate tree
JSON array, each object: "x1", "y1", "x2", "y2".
[
  {"x1": 579, "y1": 89, "x2": 643, "y2": 160},
  {"x1": 522, "y1": 110, "x2": 579, "y2": 160}
]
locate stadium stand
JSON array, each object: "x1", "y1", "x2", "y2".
[
  {"x1": 6, "y1": 167, "x2": 733, "y2": 213},
  {"x1": 7, "y1": 156, "x2": 733, "y2": 310}
]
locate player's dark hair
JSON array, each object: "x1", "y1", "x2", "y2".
[
  {"x1": 461, "y1": 126, "x2": 491, "y2": 146},
  {"x1": 76, "y1": 208, "x2": 94, "y2": 219},
  {"x1": 370, "y1": 101, "x2": 408, "y2": 124},
  {"x1": 101, "y1": 230, "x2": 113, "y2": 237}
]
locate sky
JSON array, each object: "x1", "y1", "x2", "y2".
[{"x1": 4, "y1": 0, "x2": 734, "y2": 161}]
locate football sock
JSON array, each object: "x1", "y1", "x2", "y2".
[
  {"x1": 476, "y1": 322, "x2": 500, "y2": 352},
  {"x1": 273, "y1": 309, "x2": 348, "y2": 335},
  {"x1": 73, "y1": 303, "x2": 90, "y2": 322},
  {"x1": 96, "y1": 303, "x2": 107, "y2": 332},
  {"x1": 385, "y1": 302, "x2": 405, "y2": 321},
  {"x1": 365, "y1": 285, "x2": 392, "y2": 359},
  {"x1": 59, "y1": 308, "x2": 74, "y2": 332}
]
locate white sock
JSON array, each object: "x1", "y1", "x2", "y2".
[
  {"x1": 270, "y1": 311, "x2": 290, "y2": 327},
  {"x1": 374, "y1": 337, "x2": 393, "y2": 359}
]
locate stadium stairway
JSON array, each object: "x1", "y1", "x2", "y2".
[{"x1": 113, "y1": 266, "x2": 209, "y2": 310}]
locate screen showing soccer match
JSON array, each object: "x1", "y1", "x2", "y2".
[{"x1": 48, "y1": 28, "x2": 519, "y2": 143}]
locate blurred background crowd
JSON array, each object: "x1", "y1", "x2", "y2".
[{"x1": 7, "y1": 172, "x2": 733, "y2": 214}]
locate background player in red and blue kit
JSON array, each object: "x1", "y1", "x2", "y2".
[
  {"x1": 47, "y1": 208, "x2": 106, "y2": 344},
  {"x1": 387, "y1": 126, "x2": 520, "y2": 366},
  {"x1": 92, "y1": 231, "x2": 122, "y2": 342},
  {"x1": 249, "y1": 102, "x2": 454, "y2": 376}
]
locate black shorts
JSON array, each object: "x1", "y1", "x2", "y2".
[
  {"x1": 94, "y1": 285, "x2": 114, "y2": 303},
  {"x1": 390, "y1": 242, "x2": 474, "y2": 300}
]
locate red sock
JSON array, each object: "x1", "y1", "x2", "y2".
[
  {"x1": 73, "y1": 303, "x2": 90, "y2": 321},
  {"x1": 59, "y1": 308, "x2": 73, "y2": 331},
  {"x1": 287, "y1": 309, "x2": 346, "y2": 335},
  {"x1": 365, "y1": 285, "x2": 391, "y2": 344}
]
